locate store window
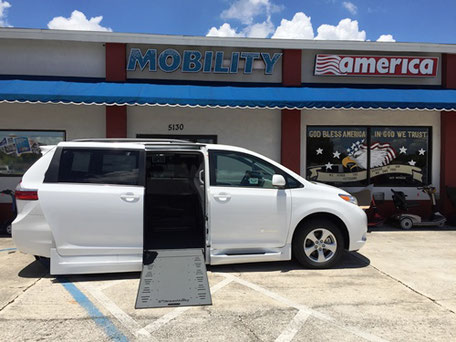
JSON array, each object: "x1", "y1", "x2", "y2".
[
  {"x1": 369, "y1": 127, "x2": 430, "y2": 186},
  {"x1": 0, "y1": 130, "x2": 65, "y2": 176},
  {"x1": 306, "y1": 126, "x2": 431, "y2": 187},
  {"x1": 306, "y1": 127, "x2": 368, "y2": 187}
]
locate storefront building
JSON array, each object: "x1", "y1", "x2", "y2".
[{"x1": 1, "y1": 28, "x2": 456, "y2": 221}]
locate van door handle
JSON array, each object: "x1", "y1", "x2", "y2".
[
  {"x1": 120, "y1": 193, "x2": 140, "y2": 203},
  {"x1": 213, "y1": 192, "x2": 231, "y2": 202}
]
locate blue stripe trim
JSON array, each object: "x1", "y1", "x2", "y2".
[
  {"x1": 60, "y1": 279, "x2": 129, "y2": 342},
  {"x1": 0, "y1": 247, "x2": 16, "y2": 252}
]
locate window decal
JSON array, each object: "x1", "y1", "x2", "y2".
[
  {"x1": 306, "y1": 127, "x2": 368, "y2": 186},
  {"x1": 0, "y1": 130, "x2": 65, "y2": 176},
  {"x1": 369, "y1": 127, "x2": 430, "y2": 186},
  {"x1": 306, "y1": 126, "x2": 431, "y2": 187}
]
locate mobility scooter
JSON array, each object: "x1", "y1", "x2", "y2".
[{"x1": 391, "y1": 185, "x2": 446, "y2": 229}]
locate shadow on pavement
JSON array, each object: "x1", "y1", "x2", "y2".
[
  {"x1": 208, "y1": 251, "x2": 370, "y2": 274},
  {"x1": 18, "y1": 259, "x2": 51, "y2": 278},
  {"x1": 18, "y1": 251, "x2": 371, "y2": 282},
  {"x1": 54, "y1": 272, "x2": 142, "y2": 284},
  {"x1": 368, "y1": 224, "x2": 456, "y2": 232}
]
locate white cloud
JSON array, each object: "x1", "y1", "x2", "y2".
[
  {"x1": 244, "y1": 18, "x2": 275, "y2": 38},
  {"x1": 47, "y1": 10, "x2": 112, "y2": 32},
  {"x1": 221, "y1": 0, "x2": 281, "y2": 25},
  {"x1": 207, "y1": 23, "x2": 245, "y2": 37},
  {"x1": 315, "y1": 18, "x2": 366, "y2": 41},
  {"x1": 377, "y1": 34, "x2": 396, "y2": 42},
  {"x1": 272, "y1": 12, "x2": 314, "y2": 39},
  {"x1": 208, "y1": 6, "x2": 383, "y2": 42},
  {"x1": 207, "y1": 19, "x2": 274, "y2": 39},
  {"x1": 0, "y1": 0, "x2": 11, "y2": 27},
  {"x1": 342, "y1": 1, "x2": 357, "y2": 15}
]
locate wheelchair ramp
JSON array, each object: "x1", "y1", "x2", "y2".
[{"x1": 135, "y1": 249, "x2": 212, "y2": 309}]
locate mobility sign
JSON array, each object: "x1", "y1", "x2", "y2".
[
  {"x1": 127, "y1": 48, "x2": 282, "y2": 75},
  {"x1": 314, "y1": 54, "x2": 438, "y2": 77}
]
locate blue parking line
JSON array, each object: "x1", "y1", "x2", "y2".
[
  {"x1": 60, "y1": 279, "x2": 129, "y2": 342},
  {"x1": 0, "y1": 247, "x2": 16, "y2": 252}
]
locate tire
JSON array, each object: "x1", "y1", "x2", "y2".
[
  {"x1": 400, "y1": 217, "x2": 413, "y2": 230},
  {"x1": 5, "y1": 224, "x2": 11, "y2": 236},
  {"x1": 292, "y1": 218, "x2": 345, "y2": 269}
]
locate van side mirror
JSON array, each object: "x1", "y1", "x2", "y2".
[{"x1": 272, "y1": 174, "x2": 286, "y2": 188}]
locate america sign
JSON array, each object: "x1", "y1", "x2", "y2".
[{"x1": 314, "y1": 54, "x2": 438, "y2": 77}]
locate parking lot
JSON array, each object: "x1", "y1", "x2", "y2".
[{"x1": 0, "y1": 227, "x2": 455, "y2": 342}]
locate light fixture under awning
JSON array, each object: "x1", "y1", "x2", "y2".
[{"x1": 1, "y1": 79, "x2": 456, "y2": 111}]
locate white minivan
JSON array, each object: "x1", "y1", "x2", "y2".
[{"x1": 12, "y1": 139, "x2": 367, "y2": 275}]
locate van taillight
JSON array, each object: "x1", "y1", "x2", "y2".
[{"x1": 15, "y1": 190, "x2": 38, "y2": 201}]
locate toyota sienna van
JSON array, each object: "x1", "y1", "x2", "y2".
[{"x1": 12, "y1": 139, "x2": 367, "y2": 274}]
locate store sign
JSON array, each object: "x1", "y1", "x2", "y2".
[
  {"x1": 314, "y1": 54, "x2": 438, "y2": 77},
  {"x1": 127, "y1": 48, "x2": 282, "y2": 75}
]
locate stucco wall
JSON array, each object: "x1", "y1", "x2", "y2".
[
  {"x1": 127, "y1": 106, "x2": 281, "y2": 161},
  {"x1": 0, "y1": 39, "x2": 105, "y2": 78}
]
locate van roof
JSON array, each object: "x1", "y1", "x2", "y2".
[{"x1": 73, "y1": 138, "x2": 199, "y2": 144}]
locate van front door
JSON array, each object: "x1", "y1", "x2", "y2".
[
  {"x1": 208, "y1": 150, "x2": 292, "y2": 252},
  {"x1": 39, "y1": 147, "x2": 145, "y2": 257}
]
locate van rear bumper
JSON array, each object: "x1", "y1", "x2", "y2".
[{"x1": 12, "y1": 214, "x2": 53, "y2": 258}]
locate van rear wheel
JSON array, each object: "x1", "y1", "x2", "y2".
[{"x1": 293, "y1": 218, "x2": 344, "y2": 269}]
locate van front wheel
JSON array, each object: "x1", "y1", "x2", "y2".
[{"x1": 293, "y1": 219, "x2": 344, "y2": 269}]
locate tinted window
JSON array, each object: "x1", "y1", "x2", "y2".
[
  {"x1": 58, "y1": 149, "x2": 140, "y2": 185},
  {"x1": 209, "y1": 150, "x2": 301, "y2": 189}
]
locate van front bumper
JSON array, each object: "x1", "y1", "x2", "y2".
[{"x1": 347, "y1": 206, "x2": 368, "y2": 251}]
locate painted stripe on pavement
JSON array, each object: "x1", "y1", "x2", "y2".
[
  {"x1": 60, "y1": 279, "x2": 129, "y2": 342},
  {"x1": 0, "y1": 247, "x2": 16, "y2": 252},
  {"x1": 275, "y1": 310, "x2": 311, "y2": 342}
]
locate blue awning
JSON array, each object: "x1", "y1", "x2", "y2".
[{"x1": 0, "y1": 79, "x2": 456, "y2": 111}]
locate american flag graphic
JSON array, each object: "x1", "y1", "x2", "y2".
[
  {"x1": 314, "y1": 55, "x2": 345, "y2": 76},
  {"x1": 347, "y1": 140, "x2": 396, "y2": 169}
]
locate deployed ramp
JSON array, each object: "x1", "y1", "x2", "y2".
[{"x1": 135, "y1": 249, "x2": 212, "y2": 309}]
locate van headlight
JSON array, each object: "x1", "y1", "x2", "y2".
[{"x1": 338, "y1": 193, "x2": 358, "y2": 206}]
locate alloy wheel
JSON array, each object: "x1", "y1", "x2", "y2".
[{"x1": 303, "y1": 228, "x2": 337, "y2": 263}]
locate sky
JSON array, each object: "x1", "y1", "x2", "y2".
[{"x1": 0, "y1": 0, "x2": 455, "y2": 44}]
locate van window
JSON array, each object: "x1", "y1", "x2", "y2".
[
  {"x1": 58, "y1": 149, "x2": 140, "y2": 185},
  {"x1": 209, "y1": 150, "x2": 301, "y2": 189}
]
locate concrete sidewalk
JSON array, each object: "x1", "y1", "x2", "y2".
[{"x1": 0, "y1": 228, "x2": 455, "y2": 341}]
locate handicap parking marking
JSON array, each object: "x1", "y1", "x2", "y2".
[
  {"x1": 80, "y1": 281, "x2": 154, "y2": 341},
  {"x1": 0, "y1": 247, "x2": 16, "y2": 252},
  {"x1": 60, "y1": 279, "x2": 130, "y2": 342},
  {"x1": 220, "y1": 273, "x2": 389, "y2": 342},
  {"x1": 275, "y1": 310, "x2": 311, "y2": 342},
  {"x1": 138, "y1": 276, "x2": 234, "y2": 335},
  {"x1": 75, "y1": 272, "x2": 388, "y2": 342},
  {"x1": 80, "y1": 276, "x2": 234, "y2": 340}
]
